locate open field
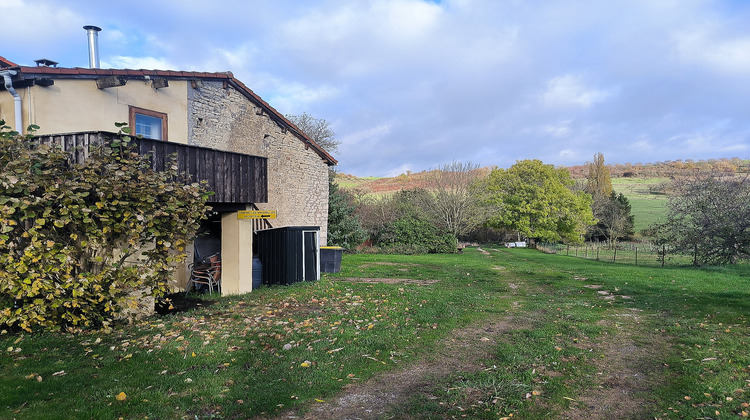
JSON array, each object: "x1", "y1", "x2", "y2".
[
  {"x1": 332, "y1": 175, "x2": 381, "y2": 190},
  {"x1": 4, "y1": 248, "x2": 747, "y2": 419},
  {"x1": 610, "y1": 178, "x2": 670, "y2": 233}
]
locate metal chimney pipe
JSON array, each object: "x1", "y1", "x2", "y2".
[{"x1": 83, "y1": 25, "x2": 102, "y2": 69}]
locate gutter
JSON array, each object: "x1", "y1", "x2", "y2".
[{"x1": 0, "y1": 70, "x2": 22, "y2": 135}]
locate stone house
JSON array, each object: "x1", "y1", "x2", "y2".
[{"x1": 0, "y1": 53, "x2": 336, "y2": 295}]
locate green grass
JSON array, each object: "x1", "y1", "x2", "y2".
[
  {"x1": 2, "y1": 248, "x2": 749, "y2": 419},
  {"x1": 540, "y1": 242, "x2": 695, "y2": 266},
  {"x1": 333, "y1": 175, "x2": 381, "y2": 189},
  {"x1": 0, "y1": 252, "x2": 505, "y2": 419},
  {"x1": 612, "y1": 177, "x2": 669, "y2": 233}
]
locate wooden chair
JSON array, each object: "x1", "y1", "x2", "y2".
[{"x1": 185, "y1": 252, "x2": 221, "y2": 295}]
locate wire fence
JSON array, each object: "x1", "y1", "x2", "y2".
[{"x1": 537, "y1": 241, "x2": 694, "y2": 267}]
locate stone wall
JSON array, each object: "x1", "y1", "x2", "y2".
[{"x1": 187, "y1": 81, "x2": 330, "y2": 244}]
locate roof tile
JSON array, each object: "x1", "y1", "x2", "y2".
[{"x1": 6, "y1": 58, "x2": 337, "y2": 164}]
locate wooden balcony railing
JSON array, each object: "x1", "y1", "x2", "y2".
[{"x1": 34, "y1": 131, "x2": 268, "y2": 205}]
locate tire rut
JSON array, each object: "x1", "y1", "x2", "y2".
[{"x1": 272, "y1": 317, "x2": 518, "y2": 420}]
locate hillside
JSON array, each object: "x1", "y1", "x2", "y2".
[
  {"x1": 335, "y1": 157, "x2": 748, "y2": 195},
  {"x1": 334, "y1": 158, "x2": 749, "y2": 234}
]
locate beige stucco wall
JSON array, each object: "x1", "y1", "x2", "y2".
[
  {"x1": 0, "y1": 79, "x2": 189, "y2": 142},
  {"x1": 2, "y1": 74, "x2": 331, "y2": 296},
  {"x1": 0, "y1": 96, "x2": 12, "y2": 130},
  {"x1": 188, "y1": 81, "x2": 331, "y2": 245},
  {"x1": 0, "y1": 89, "x2": 22, "y2": 132}
]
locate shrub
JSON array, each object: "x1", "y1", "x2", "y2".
[
  {"x1": 327, "y1": 172, "x2": 367, "y2": 250},
  {"x1": 0, "y1": 122, "x2": 211, "y2": 332},
  {"x1": 373, "y1": 217, "x2": 457, "y2": 254}
]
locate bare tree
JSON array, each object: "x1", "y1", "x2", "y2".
[
  {"x1": 286, "y1": 112, "x2": 340, "y2": 154},
  {"x1": 652, "y1": 172, "x2": 750, "y2": 265},
  {"x1": 423, "y1": 161, "x2": 489, "y2": 238}
]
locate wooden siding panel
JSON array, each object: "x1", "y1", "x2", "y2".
[{"x1": 33, "y1": 132, "x2": 267, "y2": 204}]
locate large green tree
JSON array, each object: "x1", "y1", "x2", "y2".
[
  {"x1": 483, "y1": 159, "x2": 595, "y2": 243},
  {"x1": 587, "y1": 192, "x2": 635, "y2": 245}
]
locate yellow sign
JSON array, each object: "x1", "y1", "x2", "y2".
[{"x1": 237, "y1": 210, "x2": 277, "y2": 220}]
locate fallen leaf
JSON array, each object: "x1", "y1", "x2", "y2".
[{"x1": 115, "y1": 392, "x2": 127, "y2": 401}]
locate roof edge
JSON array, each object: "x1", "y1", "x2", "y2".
[
  {"x1": 226, "y1": 78, "x2": 338, "y2": 166},
  {"x1": 8, "y1": 59, "x2": 337, "y2": 165},
  {"x1": 0, "y1": 56, "x2": 20, "y2": 68}
]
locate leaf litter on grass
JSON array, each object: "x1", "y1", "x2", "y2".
[{"x1": 271, "y1": 250, "x2": 676, "y2": 420}]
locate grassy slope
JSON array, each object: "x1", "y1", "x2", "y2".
[
  {"x1": 2, "y1": 249, "x2": 748, "y2": 419},
  {"x1": 611, "y1": 177, "x2": 669, "y2": 233}
]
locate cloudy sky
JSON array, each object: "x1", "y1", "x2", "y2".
[{"x1": 3, "y1": 0, "x2": 750, "y2": 176}]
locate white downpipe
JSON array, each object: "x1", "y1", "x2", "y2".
[{"x1": 0, "y1": 70, "x2": 22, "y2": 135}]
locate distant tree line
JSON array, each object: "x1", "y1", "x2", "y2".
[
  {"x1": 567, "y1": 157, "x2": 750, "y2": 179},
  {"x1": 296, "y1": 113, "x2": 748, "y2": 264},
  {"x1": 328, "y1": 159, "x2": 600, "y2": 253}
]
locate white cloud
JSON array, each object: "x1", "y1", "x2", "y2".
[
  {"x1": 558, "y1": 149, "x2": 577, "y2": 159},
  {"x1": 673, "y1": 27, "x2": 750, "y2": 75},
  {"x1": 542, "y1": 120, "x2": 573, "y2": 138},
  {"x1": 631, "y1": 139, "x2": 655, "y2": 152},
  {"x1": 103, "y1": 56, "x2": 175, "y2": 71},
  {"x1": 385, "y1": 163, "x2": 415, "y2": 178},
  {"x1": 268, "y1": 83, "x2": 341, "y2": 115},
  {"x1": 542, "y1": 75, "x2": 615, "y2": 108},
  {"x1": 340, "y1": 124, "x2": 392, "y2": 148}
]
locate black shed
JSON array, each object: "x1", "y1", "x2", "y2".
[{"x1": 256, "y1": 226, "x2": 320, "y2": 286}]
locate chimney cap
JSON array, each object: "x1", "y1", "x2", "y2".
[
  {"x1": 83, "y1": 25, "x2": 102, "y2": 32},
  {"x1": 34, "y1": 58, "x2": 59, "y2": 67}
]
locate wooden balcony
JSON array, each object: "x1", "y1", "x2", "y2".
[{"x1": 34, "y1": 131, "x2": 268, "y2": 205}]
